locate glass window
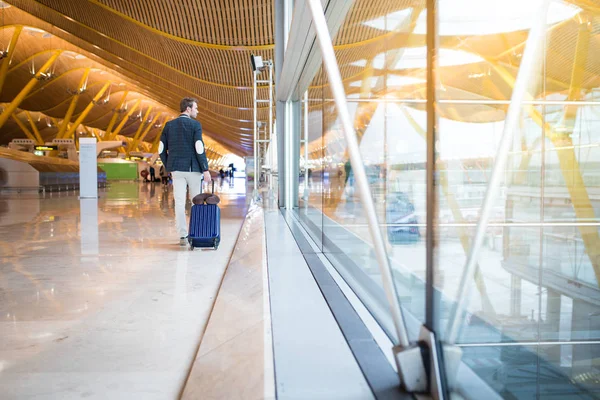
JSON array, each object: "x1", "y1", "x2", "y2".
[
  {"x1": 435, "y1": 0, "x2": 599, "y2": 396},
  {"x1": 290, "y1": 0, "x2": 600, "y2": 397},
  {"x1": 297, "y1": 83, "x2": 325, "y2": 249}
]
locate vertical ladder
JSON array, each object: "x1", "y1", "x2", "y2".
[{"x1": 253, "y1": 59, "x2": 274, "y2": 201}]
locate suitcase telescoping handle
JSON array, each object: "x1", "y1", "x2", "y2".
[{"x1": 203, "y1": 177, "x2": 215, "y2": 194}]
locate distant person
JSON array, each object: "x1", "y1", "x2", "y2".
[
  {"x1": 159, "y1": 164, "x2": 168, "y2": 186},
  {"x1": 149, "y1": 165, "x2": 156, "y2": 182},
  {"x1": 159, "y1": 97, "x2": 211, "y2": 246},
  {"x1": 343, "y1": 159, "x2": 354, "y2": 200},
  {"x1": 219, "y1": 168, "x2": 225, "y2": 179},
  {"x1": 344, "y1": 160, "x2": 352, "y2": 185}
]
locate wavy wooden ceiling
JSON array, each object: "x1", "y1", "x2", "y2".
[
  {"x1": 0, "y1": 0, "x2": 272, "y2": 155},
  {"x1": 0, "y1": 22, "x2": 229, "y2": 158}
]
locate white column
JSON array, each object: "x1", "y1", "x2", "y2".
[{"x1": 79, "y1": 137, "x2": 98, "y2": 199}]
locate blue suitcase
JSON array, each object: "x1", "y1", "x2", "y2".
[{"x1": 188, "y1": 186, "x2": 221, "y2": 250}]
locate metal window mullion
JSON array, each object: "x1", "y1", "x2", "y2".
[
  {"x1": 274, "y1": 0, "x2": 291, "y2": 207},
  {"x1": 306, "y1": 0, "x2": 409, "y2": 348},
  {"x1": 424, "y1": 2, "x2": 451, "y2": 399},
  {"x1": 269, "y1": 63, "x2": 274, "y2": 192},
  {"x1": 284, "y1": 100, "x2": 296, "y2": 209},
  {"x1": 537, "y1": 23, "x2": 548, "y2": 377},
  {"x1": 285, "y1": 102, "x2": 291, "y2": 208},
  {"x1": 254, "y1": 69, "x2": 258, "y2": 200},
  {"x1": 425, "y1": 0, "x2": 439, "y2": 332},
  {"x1": 304, "y1": 90, "x2": 309, "y2": 201}
]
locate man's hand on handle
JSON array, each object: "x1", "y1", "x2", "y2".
[{"x1": 203, "y1": 171, "x2": 212, "y2": 183}]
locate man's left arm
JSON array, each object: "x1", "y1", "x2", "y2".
[{"x1": 193, "y1": 122, "x2": 211, "y2": 182}]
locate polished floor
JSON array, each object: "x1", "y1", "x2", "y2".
[
  {"x1": 181, "y1": 204, "x2": 275, "y2": 400},
  {"x1": 0, "y1": 178, "x2": 249, "y2": 399}
]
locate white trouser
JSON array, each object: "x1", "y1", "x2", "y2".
[{"x1": 172, "y1": 171, "x2": 203, "y2": 237}]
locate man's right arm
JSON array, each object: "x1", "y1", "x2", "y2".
[{"x1": 159, "y1": 124, "x2": 169, "y2": 170}]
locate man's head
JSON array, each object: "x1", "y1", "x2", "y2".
[{"x1": 180, "y1": 97, "x2": 198, "y2": 118}]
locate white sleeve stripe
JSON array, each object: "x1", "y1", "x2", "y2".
[
  {"x1": 195, "y1": 140, "x2": 204, "y2": 155},
  {"x1": 158, "y1": 141, "x2": 165, "y2": 154}
]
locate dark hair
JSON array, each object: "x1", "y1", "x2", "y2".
[{"x1": 180, "y1": 97, "x2": 198, "y2": 113}]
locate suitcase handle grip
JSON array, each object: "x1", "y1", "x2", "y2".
[{"x1": 202, "y1": 178, "x2": 215, "y2": 194}]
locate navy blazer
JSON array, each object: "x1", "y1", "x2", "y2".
[{"x1": 159, "y1": 114, "x2": 209, "y2": 173}]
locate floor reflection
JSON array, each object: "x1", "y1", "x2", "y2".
[
  {"x1": 0, "y1": 179, "x2": 250, "y2": 398},
  {"x1": 80, "y1": 198, "x2": 99, "y2": 255}
]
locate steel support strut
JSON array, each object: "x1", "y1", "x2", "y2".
[
  {"x1": 0, "y1": 50, "x2": 62, "y2": 129},
  {"x1": 0, "y1": 26, "x2": 23, "y2": 94},
  {"x1": 105, "y1": 91, "x2": 129, "y2": 138},
  {"x1": 58, "y1": 68, "x2": 91, "y2": 139},
  {"x1": 108, "y1": 98, "x2": 141, "y2": 140},
  {"x1": 11, "y1": 112, "x2": 40, "y2": 144},
  {"x1": 134, "y1": 112, "x2": 162, "y2": 150},
  {"x1": 24, "y1": 111, "x2": 44, "y2": 144},
  {"x1": 64, "y1": 81, "x2": 112, "y2": 139},
  {"x1": 128, "y1": 106, "x2": 153, "y2": 154}
]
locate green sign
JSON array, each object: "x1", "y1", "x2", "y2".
[{"x1": 97, "y1": 162, "x2": 138, "y2": 180}]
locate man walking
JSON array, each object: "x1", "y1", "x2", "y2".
[{"x1": 159, "y1": 97, "x2": 211, "y2": 245}]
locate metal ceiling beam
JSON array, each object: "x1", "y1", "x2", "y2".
[
  {"x1": 134, "y1": 111, "x2": 162, "y2": 150},
  {"x1": 24, "y1": 66, "x2": 95, "y2": 99},
  {"x1": 64, "y1": 81, "x2": 112, "y2": 138},
  {"x1": 83, "y1": 125, "x2": 101, "y2": 141},
  {"x1": 128, "y1": 105, "x2": 153, "y2": 153},
  {"x1": 0, "y1": 25, "x2": 23, "y2": 94},
  {"x1": 35, "y1": 80, "x2": 104, "y2": 114},
  {"x1": 0, "y1": 50, "x2": 62, "y2": 129},
  {"x1": 57, "y1": 68, "x2": 91, "y2": 139},
  {"x1": 104, "y1": 90, "x2": 129, "y2": 137},
  {"x1": 5, "y1": 46, "x2": 255, "y2": 119},
  {"x1": 0, "y1": 14, "x2": 268, "y2": 91},
  {"x1": 150, "y1": 123, "x2": 165, "y2": 153},
  {"x1": 11, "y1": 112, "x2": 41, "y2": 144},
  {"x1": 107, "y1": 98, "x2": 141, "y2": 140},
  {"x1": 24, "y1": 110, "x2": 44, "y2": 144}
]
